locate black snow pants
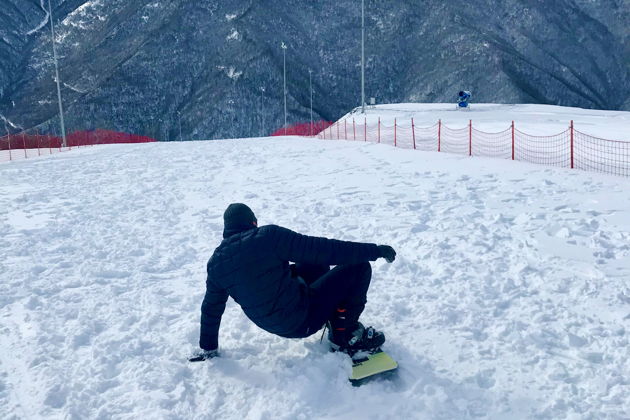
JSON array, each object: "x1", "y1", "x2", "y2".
[{"x1": 289, "y1": 262, "x2": 372, "y2": 338}]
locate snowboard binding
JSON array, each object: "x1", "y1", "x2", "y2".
[
  {"x1": 327, "y1": 322, "x2": 386, "y2": 357},
  {"x1": 324, "y1": 322, "x2": 398, "y2": 385}
]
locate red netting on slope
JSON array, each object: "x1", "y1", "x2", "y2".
[
  {"x1": 574, "y1": 130, "x2": 630, "y2": 177},
  {"x1": 472, "y1": 127, "x2": 512, "y2": 159},
  {"x1": 1, "y1": 129, "x2": 157, "y2": 162},
  {"x1": 514, "y1": 129, "x2": 571, "y2": 168},
  {"x1": 414, "y1": 123, "x2": 439, "y2": 152},
  {"x1": 270, "y1": 121, "x2": 333, "y2": 137},
  {"x1": 316, "y1": 117, "x2": 629, "y2": 177},
  {"x1": 395, "y1": 122, "x2": 414, "y2": 149},
  {"x1": 440, "y1": 124, "x2": 469, "y2": 156}
]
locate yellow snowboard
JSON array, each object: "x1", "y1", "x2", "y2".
[{"x1": 349, "y1": 350, "x2": 398, "y2": 386}]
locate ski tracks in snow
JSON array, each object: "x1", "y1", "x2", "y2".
[{"x1": 0, "y1": 139, "x2": 628, "y2": 419}]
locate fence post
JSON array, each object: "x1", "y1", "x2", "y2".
[
  {"x1": 570, "y1": 120, "x2": 574, "y2": 169},
  {"x1": 22, "y1": 131, "x2": 27, "y2": 158},
  {"x1": 344, "y1": 119, "x2": 347, "y2": 140},
  {"x1": 353, "y1": 118, "x2": 356, "y2": 140},
  {"x1": 378, "y1": 117, "x2": 381, "y2": 143},
  {"x1": 337, "y1": 121, "x2": 340, "y2": 140},
  {"x1": 468, "y1": 120, "x2": 472, "y2": 156},
  {"x1": 323, "y1": 125, "x2": 326, "y2": 140},
  {"x1": 36, "y1": 129, "x2": 41, "y2": 156},
  {"x1": 7, "y1": 132, "x2": 11, "y2": 161},
  {"x1": 438, "y1": 119, "x2": 441, "y2": 152},
  {"x1": 511, "y1": 121, "x2": 515, "y2": 160},
  {"x1": 364, "y1": 117, "x2": 367, "y2": 141},
  {"x1": 394, "y1": 118, "x2": 397, "y2": 147},
  {"x1": 48, "y1": 132, "x2": 52, "y2": 154},
  {"x1": 411, "y1": 118, "x2": 416, "y2": 150}
]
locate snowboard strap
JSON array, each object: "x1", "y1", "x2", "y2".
[{"x1": 319, "y1": 323, "x2": 328, "y2": 343}]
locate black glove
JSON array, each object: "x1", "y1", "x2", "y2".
[
  {"x1": 377, "y1": 245, "x2": 396, "y2": 263},
  {"x1": 189, "y1": 348, "x2": 219, "y2": 362}
]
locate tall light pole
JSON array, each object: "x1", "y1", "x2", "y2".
[
  {"x1": 309, "y1": 69, "x2": 313, "y2": 136},
  {"x1": 158, "y1": 118, "x2": 165, "y2": 141},
  {"x1": 177, "y1": 111, "x2": 182, "y2": 141},
  {"x1": 3, "y1": 119, "x2": 10, "y2": 151},
  {"x1": 361, "y1": 0, "x2": 366, "y2": 114},
  {"x1": 281, "y1": 42, "x2": 287, "y2": 135},
  {"x1": 47, "y1": 0, "x2": 67, "y2": 147},
  {"x1": 260, "y1": 86, "x2": 265, "y2": 137}
]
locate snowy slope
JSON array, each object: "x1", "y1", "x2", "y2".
[
  {"x1": 342, "y1": 103, "x2": 630, "y2": 140},
  {"x1": 1, "y1": 136, "x2": 629, "y2": 419}
]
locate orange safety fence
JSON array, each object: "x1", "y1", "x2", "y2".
[{"x1": 318, "y1": 117, "x2": 630, "y2": 177}]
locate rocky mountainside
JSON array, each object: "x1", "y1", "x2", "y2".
[{"x1": 1, "y1": 0, "x2": 628, "y2": 140}]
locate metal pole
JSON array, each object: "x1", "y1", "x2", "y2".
[
  {"x1": 309, "y1": 69, "x2": 313, "y2": 136},
  {"x1": 22, "y1": 131, "x2": 27, "y2": 158},
  {"x1": 261, "y1": 87, "x2": 265, "y2": 136},
  {"x1": 570, "y1": 120, "x2": 574, "y2": 169},
  {"x1": 511, "y1": 120, "x2": 515, "y2": 160},
  {"x1": 282, "y1": 42, "x2": 287, "y2": 135},
  {"x1": 412, "y1": 118, "x2": 416, "y2": 149},
  {"x1": 361, "y1": 0, "x2": 365, "y2": 114},
  {"x1": 48, "y1": 0, "x2": 67, "y2": 148},
  {"x1": 469, "y1": 119, "x2": 472, "y2": 156},
  {"x1": 4, "y1": 120, "x2": 11, "y2": 161},
  {"x1": 179, "y1": 113, "x2": 183, "y2": 141}
]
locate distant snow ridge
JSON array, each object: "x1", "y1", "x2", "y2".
[{"x1": 62, "y1": 0, "x2": 106, "y2": 28}]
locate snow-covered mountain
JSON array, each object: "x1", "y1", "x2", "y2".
[{"x1": 1, "y1": 0, "x2": 629, "y2": 139}]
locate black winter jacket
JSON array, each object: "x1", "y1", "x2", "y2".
[{"x1": 199, "y1": 224, "x2": 380, "y2": 350}]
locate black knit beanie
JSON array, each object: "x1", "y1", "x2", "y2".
[{"x1": 223, "y1": 203, "x2": 257, "y2": 230}]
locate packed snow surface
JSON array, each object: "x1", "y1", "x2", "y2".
[
  {"x1": 1, "y1": 135, "x2": 629, "y2": 419},
  {"x1": 344, "y1": 103, "x2": 630, "y2": 140}
]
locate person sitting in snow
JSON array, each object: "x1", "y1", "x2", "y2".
[{"x1": 193, "y1": 203, "x2": 396, "y2": 360}]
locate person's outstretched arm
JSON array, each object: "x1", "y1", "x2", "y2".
[
  {"x1": 267, "y1": 225, "x2": 394, "y2": 266},
  {"x1": 199, "y1": 275, "x2": 228, "y2": 352}
]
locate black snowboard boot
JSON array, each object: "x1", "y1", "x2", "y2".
[{"x1": 328, "y1": 322, "x2": 385, "y2": 355}]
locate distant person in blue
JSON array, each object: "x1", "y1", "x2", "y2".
[
  {"x1": 458, "y1": 90, "x2": 471, "y2": 108},
  {"x1": 193, "y1": 203, "x2": 396, "y2": 360}
]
